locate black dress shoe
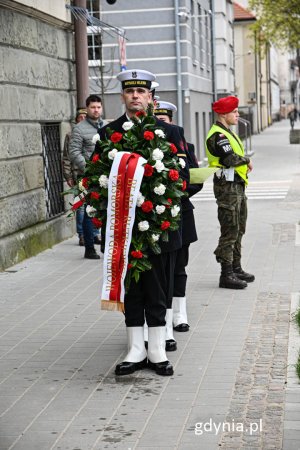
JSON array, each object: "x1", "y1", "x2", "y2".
[
  {"x1": 84, "y1": 248, "x2": 100, "y2": 259},
  {"x1": 115, "y1": 358, "x2": 148, "y2": 376},
  {"x1": 173, "y1": 323, "x2": 190, "y2": 332},
  {"x1": 148, "y1": 360, "x2": 174, "y2": 376},
  {"x1": 165, "y1": 339, "x2": 177, "y2": 351}
]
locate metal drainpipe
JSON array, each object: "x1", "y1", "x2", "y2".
[
  {"x1": 174, "y1": 0, "x2": 183, "y2": 127},
  {"x1": 74, "y1": 0, "x2": 89, "y2": 107},
  {"x1": 210, "y1": 0, "x2": 217, "y2": 102}
]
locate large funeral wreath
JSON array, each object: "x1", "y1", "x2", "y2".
[{"x1": 70, "y1": 107, "x2": 187, "y2": 284}]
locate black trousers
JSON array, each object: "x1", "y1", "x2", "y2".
[
  {"x1": 124, "y1": 251, "x2": 177, "y2": 327},
  {"x1": 172, "y1": 244, "x2": 190, "y2": 301}
]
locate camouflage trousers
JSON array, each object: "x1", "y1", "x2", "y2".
[{"x1": 213, "y1": 180, "x2": 247, "y2": 264}]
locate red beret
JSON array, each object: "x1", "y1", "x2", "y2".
[{"x1": 212, "y1": 96, "x2": 239, "y2": 114}]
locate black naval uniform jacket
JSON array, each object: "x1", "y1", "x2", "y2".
[
  {"x1": 95, "y1": 113, "x2": 190, "y2": 254},
  {"x1": 177, "y1": 126, "x2": 203, "y2": 246}
]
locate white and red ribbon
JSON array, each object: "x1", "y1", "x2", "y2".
[{"x1": 101, "y1": 151, "x2": 146, "y2": 311}]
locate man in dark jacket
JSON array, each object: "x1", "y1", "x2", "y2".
[
  {"x1": 94, "y1": 70, "x2": 189, "y2": 377},
  {"x1": 69, "y1": 95, "x2": 107, "y2": 259},
  {"x1": 154, "y1": 101, "x2": 203, "y2": 346}
]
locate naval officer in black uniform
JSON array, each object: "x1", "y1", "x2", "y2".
[
  {"x1": 94, "y1": 70, "x2": 189, "y2": 376},
  {"x1": 154, "y1": 101, "x2": 203, "y2": 344}
]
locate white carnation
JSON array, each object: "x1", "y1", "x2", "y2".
[
  {"x1": 78, "y1": 180, "x2": 86, "y2": 192},
  {"x1": 179, "y1": 158, "x2": 186, "y2": 168},
  {"x1": 99, "y1": 174, "x2": 108, "y2": 188},
  {"x1": 152, "y1": 148, "x2": 164, "y2": 161},
  {"x1": 151, "y1": 233, "x2": 160, "y2": 242},
  {"x1": 122, "y1": 121, "x2": 134, "y2": 131},
  {"x1": 108, "y1": 148, "x2": 118, "y2": 160},
  {"x1": 92, "y1": 133, "x2": 100, "y2": 144},
  {"x1": 156, "y1": 205, "x2": 166, "y2": 214},
  {"x1": 154, "y1": 160, "x2": 165, "y2": 173},
  {"x1": 155, "y1": 129, "x2": 165, "y2": 138},
  {"x1": 171, "y1": 205, "x2": 180, "y2": 217},
  {"x1": 86, "y1": 205, "x2": 97, "y2": 217},
  {"x1": 136, "y1": 192, "x2": 145, "y2": 207},
  {"x1": 138, "y1": 220, "x2": 149, "y2": 231},
  {"x1": 154, "y1": 184, "x2": 166, "y2": 196}
]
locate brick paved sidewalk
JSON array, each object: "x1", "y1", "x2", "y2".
[{"x1": 0, "y1": 120, "x2": 300, "y2": 449}]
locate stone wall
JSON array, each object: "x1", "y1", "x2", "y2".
[{"x1": 0, "y1": 4, "x2": 76, "y2": 270}]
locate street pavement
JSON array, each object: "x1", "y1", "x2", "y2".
[{"x1": 0, "y1": 119, "x2": 300, "y2": 450}]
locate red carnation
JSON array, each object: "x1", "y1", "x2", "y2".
[
  {"x1": 141, "y1": 200, "x2": 153, "y2": 213},
  {"x1": 161, "y1": 221, "x2": 171, "y2": 231},
  {"x1": 167, "y1": 198, "x2": 172, "y2": 205},
  {"x1": 131, "y1": 250, "x2": 143, "y2": 259},
  {"x1": 71, "y1": 198, "x2": 85, "y2": 211},
  {"x1": 144, "y1": 131, "x2": 154, "y2": 141},
  {"x1": 168, "y1": 169, "x2": 179, "y2": 181},
  {"x1": 82, "y1": 177, "x2": 89, "y2": 188},
  {"x1": 110, "y1": 132, "x2": 123, "y2": 143},
  {"x1": 169, "y1": 143, "x2": 178, "y2": 154},
  {"x1": 136, "y1": 110, "x2": 146, "y2": 117},
  {"x1": 127, "y1": 263, "x2": 133, "y2": 270},
  {"x1": 92, "y1": 217, "x2": 102, "y2": 228},
  {"x1": 92, "y1": 154, "x2": 100, "y2": 163},
  {"x1": 90, "y1": 191, "x2": 100, "y2": 200},
  {"x1": 182, "y1": 180, "x2": 187, "y2": 191},
  {"x1": 144, "y1": 164, "x2": 154, "y2": 177}
]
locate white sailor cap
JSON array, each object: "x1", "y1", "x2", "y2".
[
  {"x1": 154, "y1": 101, "x2": 177, "y2": 117},
  {"x1": 117, "y1": 69, "x2": 156, "y2": 90},
  {"x1": 150, "y1": 81, "x2": 159, "y2": 92}
]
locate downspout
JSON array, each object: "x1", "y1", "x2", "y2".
[
  {"x1": 210, "y1": 0, "x2": 217, "y2": 101},
  {"x1": 174, "y1": 0, "x2": 183, "y2": 127},
  {"x1": 74, "y1": 0, "x2": 89, "y2": 107}
]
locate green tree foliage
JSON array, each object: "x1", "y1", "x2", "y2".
[{"x1": 249, "y1": 0, "x2": 300, "y2": 49}]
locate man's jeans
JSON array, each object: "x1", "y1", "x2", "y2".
[{"x1": 77, "y1": 205, "x2": 99, "y2": 239}]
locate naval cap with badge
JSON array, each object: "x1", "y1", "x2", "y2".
[
  {"x1": 117, "y1": 69, "x2": 156, "y2": 90},
  {"x1": 154, "y1": 101, "x2": 177, "y2": 118},
  {"x1": 212, "y1": 96, "x2": 239, "y2": 114}
]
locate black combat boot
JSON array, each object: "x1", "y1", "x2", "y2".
[
  {"x1": 84, "y1": 247, "x2": 100, "y2": 260},
  {"x1": 233, "y1": 261, "x2": 255, "y2": 283},
  {"x1": 219, "y1": 263, "x2": 247, "y2": 289}
]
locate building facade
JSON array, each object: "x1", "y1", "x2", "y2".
[
  {"x1": 0, "y1": 0, "x2": 76, "y2": 270},
  {"x1": 88, "y1": 0, "x2": 235, "y2": 162}
]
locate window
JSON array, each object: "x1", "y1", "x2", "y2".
[
  {"x1": 191, "y1": 0, "x2": 198, "y2": 65},
  {"x1": 195, "y1": 112, "x2": 200, "y2": 161},
  {"x1": 41, "y1": 123, "x2": 64, "y2": 219},
  {"x1": 88, "y1": 33, "x2": 101, "y2": 61},
  {"x1": 87, "y1": 0, "x2": 100, "y2": 19}
]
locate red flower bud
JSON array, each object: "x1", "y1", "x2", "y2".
[
  {"x1": 92, "y1": 154, "x2": 100, "y2": 163},
  {"x1": 92, "y1": 217, "x2": 102, "y2": 228},
  {"x1": 144, "y1": 164, "x2": 154, "y2": 177},
  {"x1": 144, "y1": 131, "x2": 154, "y2": 141},
  {"x1": 131, "y1": 250, "x2": 143, "y2": 259},
  {"x1": 127, "y1": 263, "x2": 133, "y2": 270},
  {"x1": 169, "y1": 143, "x2": 178, "y2": 154},
  {"x1": 168, "y1": 169, "x2": 179, "y2": 181},
  {"x1": 135, "y1": 110, "x2": 146, "y2": 117},
  {"x1": 110, "y1": 132, "x2": 123, "y2": 143},
  {"x1": 82, "y1": 177, "x2": 89, "y2": 188},
  {"x1": 141, "y1": 200, "x2": 153, "y2": 213},
  {"x1": 90, "y1": 191, "x2": 100, "y2": 200},
  {"x1": 161, "y1": 221, "x2": 171, "y2": 231},
  {"x1": 182, "y1": 180, "x2": 187, "y2": 191}
]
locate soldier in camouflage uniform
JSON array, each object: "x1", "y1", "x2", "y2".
[{"x1": 205, "y1": 96, "x2": 255, "y2": 289}]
